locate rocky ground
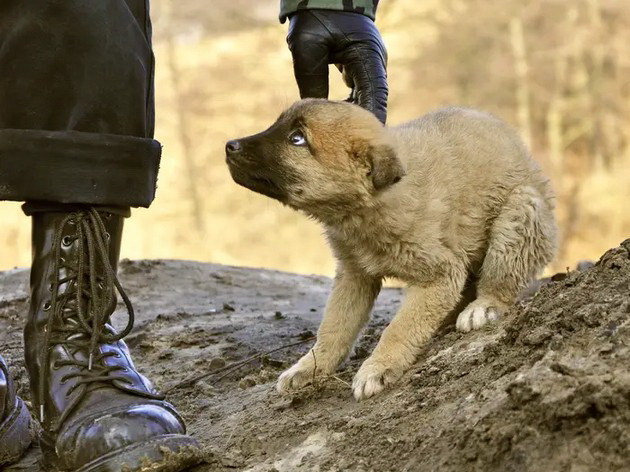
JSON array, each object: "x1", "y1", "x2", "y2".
[{"x1": 2, "y1": 240, "x2": 629, "y2": 471}]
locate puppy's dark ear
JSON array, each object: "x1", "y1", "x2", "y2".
[{"x1": 369, "y1": 144, "x2": 405, "y2": 190}]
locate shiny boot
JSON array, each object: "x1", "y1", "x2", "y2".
[
  {"x1": 25, "y1": 206, "x2": 201, "y2": 472},
  {"x1": 0, "y1": 355, "x2": 32, "y2": 465}
]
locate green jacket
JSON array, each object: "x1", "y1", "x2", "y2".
[{"x1": 279, "y1": 0, "x2": 379, "y2": 23}]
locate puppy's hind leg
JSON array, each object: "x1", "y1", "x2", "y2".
[{"x1": 457, "y1": 186, "x2": 557, "y2": 332}]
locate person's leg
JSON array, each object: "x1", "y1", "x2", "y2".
[
  {"x1": 287, "y1": 10, "x2": 333, "y2": 100},
  {"x1": 324, "y1": 11, "x2": 388, "y2": 124},
  {"x1": 0, "y1": 2, "x2": 201, "y2": 470},
  {"x1": 285, "y1": 9, "x2": 388, "y2": 123}
]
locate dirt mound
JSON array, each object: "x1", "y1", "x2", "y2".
[{"x1": 2, "y1": 241, "x2": 629, "y2": 471}]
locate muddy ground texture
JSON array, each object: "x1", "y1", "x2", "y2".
[{"x1": 2, "y1": 240, "x2": 629, "y2": 471}]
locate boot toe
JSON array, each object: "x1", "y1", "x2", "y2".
[
  {"x1": 0, "y1": 397, "x2": 32, "y2": 465},
  {"x1": 47, "y1": 400, "x2": 201, "y2": 471}
]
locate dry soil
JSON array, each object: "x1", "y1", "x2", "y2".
[{"x1": 2, "y1": 240, "x2": 629, "y2": 471}]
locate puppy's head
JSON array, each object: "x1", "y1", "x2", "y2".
[{"x1": 225, "y1": 99, "x2": 404, "y2": 219}]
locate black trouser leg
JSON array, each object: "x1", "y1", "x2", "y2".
[
  {"x1": 287, "y1": 10, "x2": 388, "y2": 124},
  {"x1": 0, "y1": 0, "x2": 160, "y2": 207}
]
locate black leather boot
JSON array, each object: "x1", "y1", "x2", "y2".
[
  {"x1": 0, "y1": 355, "x2": 32, "y2": 465},
  {"x1": 25, "y1": 206, "x2": 201, "y2": 472}
]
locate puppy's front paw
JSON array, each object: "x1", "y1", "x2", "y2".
[
  {"x1": 456, "y1": 300, "x2": 501, "y2": 332},
  {"x1": 352, "y1": 359, "x2": 402, "y2": 401},
  {"x1": 276, "y1": 350, "x2": 336, "y2": 393},
  {"x1": 276, "y1": 359, "x2": 317, "y2": 393}
]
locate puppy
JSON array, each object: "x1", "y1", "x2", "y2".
[{"x1": 225, "y1": 99, "x2": 557, "y2": 401}]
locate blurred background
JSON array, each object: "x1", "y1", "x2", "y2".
[{"x1": 1, "y1": 0, "x2": 628, "y2": 276}]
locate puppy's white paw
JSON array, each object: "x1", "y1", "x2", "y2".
[
  {"x1": 456, "y1": 301, "x2": 500, "y2": 332},
  {"x1": 276, "y1": 360, "x2": 317, "y2": 393},
  {"x1": 352, "y1": 359, "x2": 402, "y2": 401}
]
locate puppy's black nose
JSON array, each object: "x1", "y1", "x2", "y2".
[{"x1": 226, "y1": 140, "x2": 242, "y2": 154}]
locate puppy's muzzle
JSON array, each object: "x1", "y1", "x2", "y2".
[{"x1": 224, "y1": 138, "x2": 289, "y2": 201}]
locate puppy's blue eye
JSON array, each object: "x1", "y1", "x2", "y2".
[{"x1": 289, "y1": 130, "x2": 307, "y2": 146}]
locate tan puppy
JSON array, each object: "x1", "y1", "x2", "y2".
[{"x1": 225, "y1": 99, "x2": 557, "y2": 401}]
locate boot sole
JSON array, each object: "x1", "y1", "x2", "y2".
[
  {"x1": 0, "y1": 397, "x2": 32, "y2": 465},
  {"x1": 71, "y1": 435, "x2": 203, "y2": 472}
]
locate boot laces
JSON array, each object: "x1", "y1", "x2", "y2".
[{"x1": 39, "y1": 209, "x2": 144, "y2": 429}]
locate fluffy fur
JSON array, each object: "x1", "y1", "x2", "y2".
[{"x1": 226, "y1": 99, "x2": 558, "y2": 400}]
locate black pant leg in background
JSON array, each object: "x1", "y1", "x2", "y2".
[{"x1": 0, "y1": 0, "x2": 160, "y2": 207}]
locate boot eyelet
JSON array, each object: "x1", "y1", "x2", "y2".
[
  {"x1": 97, "y1": 282, "x2": 105, "y2": 290},
  {"x1": 104, "y1": 212, "x2": 112, "y2": 220},
  {"x1": 62, "y1": 236, "x2": 74, "y2": 247},
  {"x1": 59, "y1": 257, "x2": 65, "y2": 264},
  {"x1": 105, "y1": 232, "x2": 111, "y2": 241},
  {"x1": 43, "y1": 301, "x2": 51, "y2": 311},
  {"x1": 48, "y1": 283, "x2": 53, "y2": 292},
  {"x1": 113, "y1": 353, "x2": 121, "y2": 358},
  {"x1": 52, "y1": 361, "x2": 61, "y2": 370}
]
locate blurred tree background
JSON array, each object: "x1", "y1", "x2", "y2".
[{"x1": 1, "y1": 0, "x2": 628, "y2": 275}]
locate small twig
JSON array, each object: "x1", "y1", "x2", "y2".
[
  {"x1": 332, "y1": 375, "x2": 351, "y2": 387},
  {"x1": 311, "y1": 349, "x2": 318, "y2": 384},
  {"x1": 165, "y1": 336, "x2": 316, "y2": 393},
  {"x1": 279, "y1": 367, "x2": 356, "y2": 395}
]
